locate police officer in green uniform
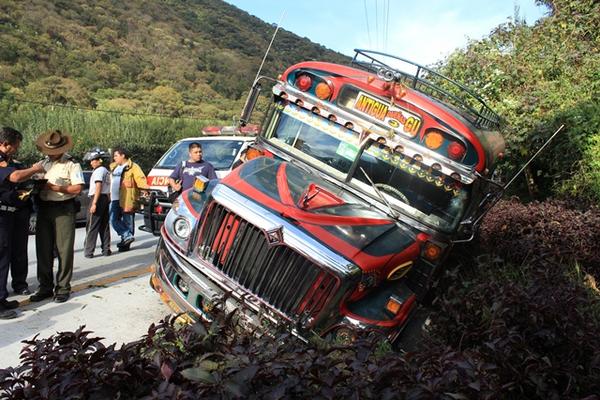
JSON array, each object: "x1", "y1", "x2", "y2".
[
  {"x1": 0, "y1": 127, "x2": 44, "y2": 319},
  {"x1": 29, "y1": 130, "x2": 84, "y2": 304}
]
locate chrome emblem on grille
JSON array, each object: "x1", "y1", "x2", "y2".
[{"x1": 264, "y1": 227, "x2": 284, "y2": 246}]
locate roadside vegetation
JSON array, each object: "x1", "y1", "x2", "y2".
[
  {"x1": 436, "y1": 0, "x2": 599, "y2": 203},
  {"x1": 1, "y1": 200, "x2": 599, "y2": 399}
]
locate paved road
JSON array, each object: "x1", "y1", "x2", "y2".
[{"x1": 0, "y1": 216, "x2": 173, "y2": 369}]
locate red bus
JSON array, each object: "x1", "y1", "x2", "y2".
[{"x1": 150, "y1": 50, "x2": 505, "y2": 344}]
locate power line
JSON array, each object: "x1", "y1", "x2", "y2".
[
  {"x1": 363, "y1": 0, "x2": 372, "y2": 49},
  {"x1": 385, "y1": 0, "x2": 390, "y2": 52},
  {"x1": 374, "y1": 0, "x2": 379, "y2": 50}
]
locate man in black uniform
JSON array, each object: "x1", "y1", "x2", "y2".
[
  {"x1": 8, "y1": 153, "x2": 36, "y2": 295},
  {"x1": 0, "y1": 127, "x2": 44, "y2": 319}
]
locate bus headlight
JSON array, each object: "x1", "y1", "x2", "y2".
[{"x1": 173, "y1": 217, "x2": 191, "y2": 239}]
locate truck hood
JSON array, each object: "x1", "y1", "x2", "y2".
[{"x1": 220, "y1": 157, "x2": 420, "y2": 271}]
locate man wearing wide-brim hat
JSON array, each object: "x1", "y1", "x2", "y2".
[{"x1": 29, "y1": 129, "x2": 85, "y2": 304}]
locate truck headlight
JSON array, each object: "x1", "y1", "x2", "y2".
[{"x1": 173, "y1": 217, "x2": 191, "y2": 239}]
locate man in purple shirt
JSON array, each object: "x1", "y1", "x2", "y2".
[{"x1": 168, "y1": 142, "x2": 217, "y2": 193}]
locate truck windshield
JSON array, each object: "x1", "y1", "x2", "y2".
[
  {"x1": 156, "y1": 140, "x2": 245, "y2": 170},
  {"x1": 266, "y1": 103, "x2": 469, "y2": 231}
]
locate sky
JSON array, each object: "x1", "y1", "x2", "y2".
[{"x1": 223, "y1": 0, "x2": 549, "y2": 65}]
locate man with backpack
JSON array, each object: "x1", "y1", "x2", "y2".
[{"x1": 167, "y1": 142, "x2": 217, "y2": 195}]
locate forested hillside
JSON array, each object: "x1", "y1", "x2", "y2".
[
  {"x1": 0, "y1": 0, "x2": 347, "y2": 115},
  {"x1": 0, "y1": 0, "x2": 348, "y2": 164}
]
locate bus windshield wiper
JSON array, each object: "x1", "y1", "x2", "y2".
[{"x1": 359, "y1": 167, "x2": 398, "y2": 219}]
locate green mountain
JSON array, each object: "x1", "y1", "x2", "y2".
[{"x1": 0, "y1": 0, "x2": 349, "y2": 119}]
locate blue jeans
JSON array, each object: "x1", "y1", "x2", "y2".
[{"x1": 110, "y1": 200, "x2": 134, "y2": 240}]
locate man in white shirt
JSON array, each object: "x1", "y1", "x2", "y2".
[{"x1": 30, "y1": 130, "x2": 84, "y2": 304}]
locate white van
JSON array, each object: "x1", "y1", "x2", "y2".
[{"x1": 139, "y1": 136, "x2": 255, "y2": 235}]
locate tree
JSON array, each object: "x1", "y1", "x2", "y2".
[{"x1": 436, "y1": 0, "x2": 600, "y2": 201}]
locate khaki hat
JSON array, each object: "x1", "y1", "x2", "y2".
[{"x1": 36, "y1": 129, "x2": 73, "y2": 155}]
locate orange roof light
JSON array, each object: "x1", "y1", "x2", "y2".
[
  {"x1": 315, "y1": 81, "x2": 333, "y2": 100},
  {"x1": 424, "y1": 131, "x2": 444, "y2": 150}
]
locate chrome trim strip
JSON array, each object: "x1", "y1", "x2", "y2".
[
  {"x1": 209, "y1": 184, "x2": 361, "y2": 278},
  {"x1": 274, "y1": 83, "x2": 476, "y2": 183}
]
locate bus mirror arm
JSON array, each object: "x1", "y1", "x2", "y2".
[{"x1": 453, "y1": 124, "x2": 564, "y2": 244}]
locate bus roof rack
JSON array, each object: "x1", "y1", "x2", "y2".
[{"x1": 351, "y1": 49, "x2": 502, "y2": 131}]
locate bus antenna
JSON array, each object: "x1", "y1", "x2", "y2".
[{"x1": 253, "y1": 11, "x2": 286, "y2": 84}]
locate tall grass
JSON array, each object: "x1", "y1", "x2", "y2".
[{"x1": 0, "y1": 101, "x2": 229, "y2": 171}]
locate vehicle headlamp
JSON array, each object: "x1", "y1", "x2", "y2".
[{"x1": 173, "y1": 217, "x2": 191, "y2": 239}]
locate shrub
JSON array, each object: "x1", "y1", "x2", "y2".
[
  {"x1": 2, "y1": 199, "x2": 599, "y2": 399},
  {"x1": 478, "y1": 198, "x2": 600, "y2": 273}
]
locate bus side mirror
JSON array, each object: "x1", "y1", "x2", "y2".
[{"x1": 240, "y1": 82, "x2": 262, "y2": 127}]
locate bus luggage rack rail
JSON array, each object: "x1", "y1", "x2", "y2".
[{"x1": 352, "y1": 49, "x2": 502, "y2": 130}]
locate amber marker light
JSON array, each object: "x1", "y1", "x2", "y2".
[
  {"x1": 392, "y1": 83, "x2": 406, "y2": 100},
  {"x1": 385, "y1": 296, "x2": 403, "y2": 314},
  {"x1": 193, "y1": 175, "x2": 210, "y2": 193},
  {"x1": 246, "y1": 147, "x2": 263, "y2": 160},
  {"x1": 315, "y1": 81, "x2": 333, "y2": 100},
  {"x1": 423, "y1": 242, "x2": 442, "y2": 261},
  {"x1": 424, "y1": 131, "x2": 444, "y2": 150}
]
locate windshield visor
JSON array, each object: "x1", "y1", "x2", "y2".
[
  {"x1": 156, "y1": 140, "x2": 245, "y2": 170},
  {"x1": 352, "y1": 142, "x2": 470, "y2": 231},
  {"x1": 267, "y1": 104, "x2": 360, "y2": 178}
]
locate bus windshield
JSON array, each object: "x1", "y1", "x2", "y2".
[
  {"x1": 350, "y1": 142, "x2": 470, "y2": 231},
  {"x1": 267, "y1": 103, "x2": 359, "y2": 178},
  {"x1": 266, "y1": 103, "x2": 470, "y2": 231}
]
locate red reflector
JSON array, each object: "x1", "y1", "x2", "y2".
[
  {"x1": 155, "y1": 205, "x2": 164, "y2": 214},
  {"x1": 295, "y1": 74, "x2": 312, "y2": 91},
  {"x1": 447, "y1": 142, "x2": 466, "y2": 160}
]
